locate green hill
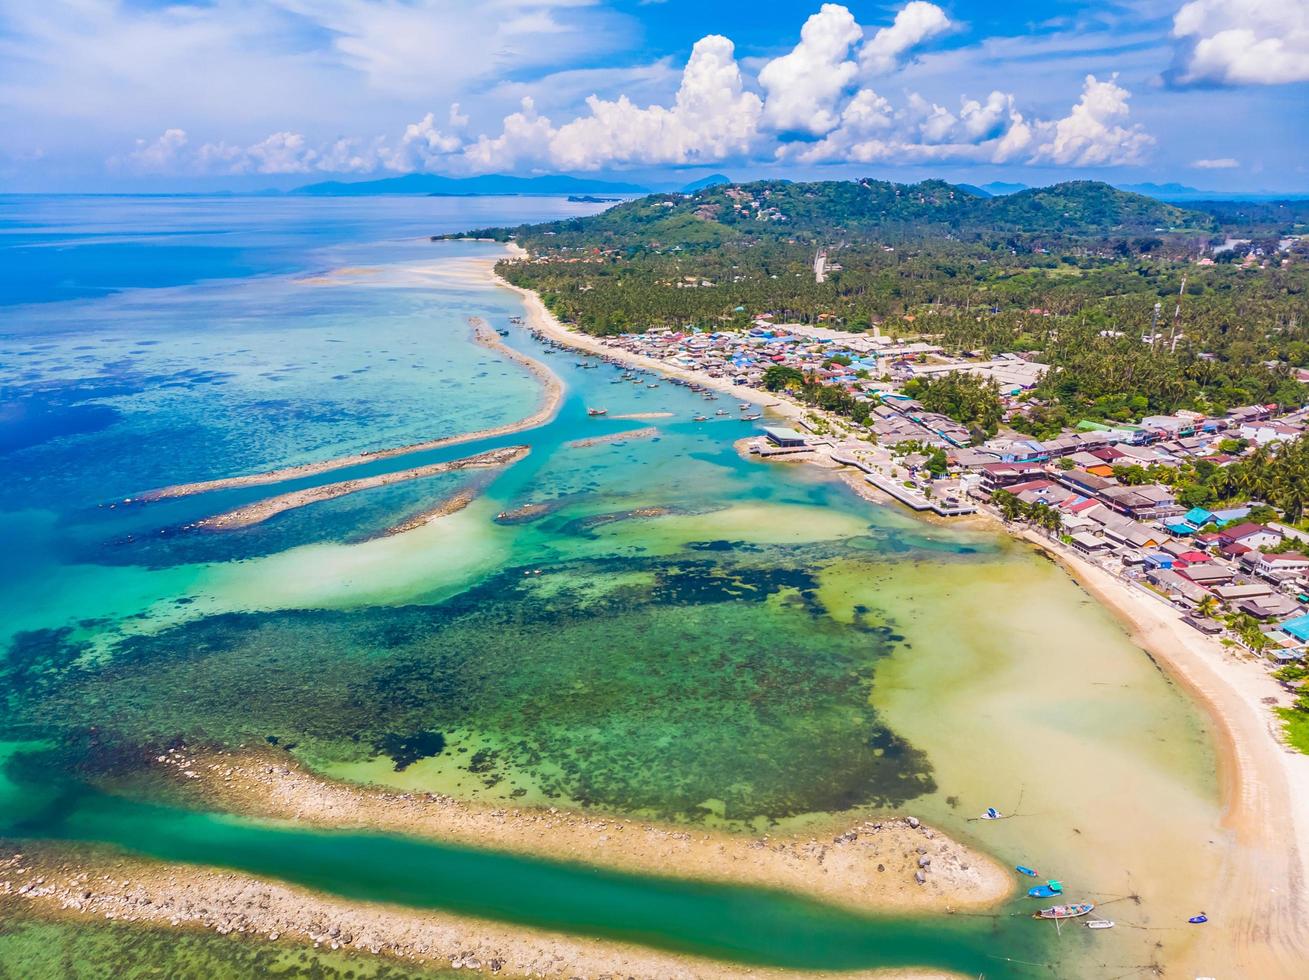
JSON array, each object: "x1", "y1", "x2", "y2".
[{"x1": 451, "y1": 178, "x2": 1213, "y2": 249}]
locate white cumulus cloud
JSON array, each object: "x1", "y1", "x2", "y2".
[
  {"x1": 105, "y1": 4, "x2": 1160, "y2": 178},
  {"x1": 782, "y1": 88, "x2": 1032, "y2": 165},
  {"x1": 461, "y1": 97, "x2": 559, "y2": 172},
  {"x1": 465, "y1": 35, "x2": 763, "y2": 171},
  {"x1": 781, "y1": 72, "x2": 1154, "y2": 169},
  {"x1": 1031, "y1": 74, "x2": 1154, "y2": 166},
  {"x1": 1169, "y1": 0, "x2": 1309, "y2": 86},
  {"x1": 859, "y1": 1, "x2": 952, "y2": 76},
  {"x1": 758, "y1": 4, "x2": 863, "y2": 136},
  {"x1": 1191, "y1": 157, "x2": 1240, "y2": 169}
]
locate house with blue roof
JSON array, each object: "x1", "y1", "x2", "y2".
[
  {"x1": 1281, "y1": 614, "x2": 1309, "y2": 644},
  {"x1": 1184, "y1": 507, "x2": 1214, "y2": 527}
]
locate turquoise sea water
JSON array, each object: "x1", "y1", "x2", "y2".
[{"x1": 0, "y1": 195, "x2": 1222, "y2": 978}]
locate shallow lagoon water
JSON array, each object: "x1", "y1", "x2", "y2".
[{"x1": 0, "y1": 195, "x2": 1223, "y2": 977}]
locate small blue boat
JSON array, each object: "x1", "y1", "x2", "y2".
[
  {"x1": 1015, "y1": 865, "x2": 1038, "y2": 878},
  {"x1": 1189, "y1": 914, "x2": 1208, "y2": 924},
  {"x1": 1028, "y1": 880, "x2": 1063, "y2": 899}
]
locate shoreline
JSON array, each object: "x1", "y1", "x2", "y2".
[
  {"x1": 492, "y1": 244, "x2": 1309, "y2": 977},
  {"x1": 135, "y1": 315, "x2": 563, "y2": 504},
  {"x1": 1013, "y1": 526, "x2": 1309, "y2": 977},
  {"x1": 494, "y1": 247, "x2": 807, "y2": 425}
]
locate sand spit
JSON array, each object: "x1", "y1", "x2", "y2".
[
  {"x1": 134, "y1": 316, "x2": 562, "y2": 504},
  {"x1": 0, "y1": 850, "x2": 951, "y2": 980},
  {"x1": 109, "y1": 746, "x2": 1012, "y2": 918},
  {"x1": 196, "y1": 445, "x2": 528, "y2": 530},
  {"x1": 0, "y1": 744, "x2": 1008, "y2": 980},
  {"x1": 565, "y1": 426, "x2": 659, "y2": 449}
]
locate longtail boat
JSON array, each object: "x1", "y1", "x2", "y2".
[{"x1": 1034, "y1": 903, "x2": 1093, "y2": 920}]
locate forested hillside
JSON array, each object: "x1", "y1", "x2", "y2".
[
  {"x1": 447, "y1": 178, "x2": 1309, "y2": 426},
  {"x1": 454, "y1": 178, "x2": 1211, "y2": 251}
]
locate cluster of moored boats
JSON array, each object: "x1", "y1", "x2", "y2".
[
  {"x1": 1017, "y1": 862, "x2": 1208, "y2": 929},
  {"x1": 519, "y1": 321, "x2": 767, "y2": 423},
  {"x1": 574, "y1": 354, "x2": 762, "y2": 423},
  {"x1": 1015, "y1": 866, "x2": 1107, "y2": 926}
]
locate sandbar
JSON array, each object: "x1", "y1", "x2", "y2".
[
  {"x1": 565, "y1": 426, "x2": 658, "y2": 449},
  {"x1": 196, "y1": 445, "x2": 527, "y2": 530}
]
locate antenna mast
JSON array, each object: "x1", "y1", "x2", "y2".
[{"x1": 1168, "y1": 276, "x2": 1187, "y2": 353}]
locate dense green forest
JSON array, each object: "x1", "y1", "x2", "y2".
[{"x1": 450, "y1": 178, "x2": 1309, "y2": 427}]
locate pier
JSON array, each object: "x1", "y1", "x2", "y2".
[{"x1": 831, "y1": 450, "x2": 976, "y2": 517}]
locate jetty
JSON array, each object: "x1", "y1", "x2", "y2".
[{"x1": 831, "y1": 450, "x2": 976, "y2": 517}]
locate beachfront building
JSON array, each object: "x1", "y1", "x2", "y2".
[{"x1": 763, "y1": 426, "x2": 808, "y2": 449}]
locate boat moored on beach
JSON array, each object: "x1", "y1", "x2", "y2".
[
  {"x1": 587, "y1": 408, "x2": 608, "y2": 417},
  {"x1": 1034, "y1": 903, "x2": 1094, "y2": 920}
]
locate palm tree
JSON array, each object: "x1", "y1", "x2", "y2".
[{"x1": 1196, "y1": 595, "x2": 1219, "y2": 618}]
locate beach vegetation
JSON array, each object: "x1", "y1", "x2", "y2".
[{"x1": 1275, "y1": 707, "x2": 1309, "y2": 755}]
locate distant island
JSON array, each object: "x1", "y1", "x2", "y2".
[
  {"x1": 292, "y1": 172, "x2": 650, "y2": 197},
  {"x1": 566, "y1": 195, "x2": 623, "y2": 204}
]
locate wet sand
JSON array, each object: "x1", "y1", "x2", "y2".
[
  {"x1": 0, "y1": 847, "x2": 951, "y2": 980},
  {"x1": 1016, "y1": 528, "x2": 1309, "y2": 978},
  {"x1": 136, "y1": 316, "x2": 562, "y2": 503},
  {"x1": 195, "y1": 445, "x2": 529, "y2": 530}
]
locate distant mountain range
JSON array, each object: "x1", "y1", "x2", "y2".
[
  {"x1": 292, "y1": 173, "x2": 650, "y2": 196},
  {"x1": 679, "y1": 174, "x2": 732, "y2": 193},
  {"x1": 287, "y1": 170, "x2": 1308, "y2": 204}
]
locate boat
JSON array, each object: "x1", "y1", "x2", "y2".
[
  {"x1": 1086, "y1": 920, "x2": 1115, "y2": 930},
  {"x1": 715, "y1": 409, "x2": 728, "y2": 415},
  {"x1": 739, "y1": 403, "x2": 751, "y2": 410},
  {"x1": 647, "y1": 383, "x2": 660, "y2": 388},
  {"x1": 693, "y1": 415, "x2": 708, "y2": 422},
  {"x1": 1034, "y1": 903, "x2": 1094, "y2": 920},
  {"x1": 587, "y1": 408, "x2": 608, "y2": 417},
  {"x1": 1015, "y1": 866, "x2": 1038, "y2": 878},
  {"x1": 980, "y1": 807, "x2": 1002, "y2": 820},
  {"x1": 742, "y1": 414, "x2": 761, "y2": 421},
  {"x1": 1189, "y1": 914, "x2": 1208, "y2": 924},
  {"x1": 1028, "y1": 881, "x2": 1063, "y2": 899}
]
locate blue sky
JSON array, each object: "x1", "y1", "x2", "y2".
[{"x1": 0, "y1": 1, "x2": 1305, "y2": 191}]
